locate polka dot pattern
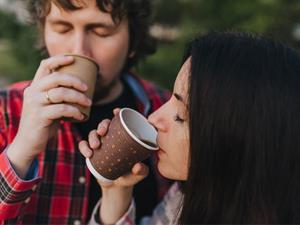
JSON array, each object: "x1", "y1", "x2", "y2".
[{"x1": 89, "y1": 115, "x2": 153, "y2": 180}]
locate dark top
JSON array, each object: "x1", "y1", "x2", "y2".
[{"x1": 75, "y1": 78, "x2": 158, "y2": 222}]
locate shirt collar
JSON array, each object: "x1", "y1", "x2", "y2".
[{"x1": 122, "y1": 73, "x2": 151, "y2": 116}]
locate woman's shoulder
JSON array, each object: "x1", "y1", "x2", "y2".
[{"x1": 156, "y1": 182, "x2": 183, "y2": 224}]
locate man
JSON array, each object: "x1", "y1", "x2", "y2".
[{"x1": 0, "y1": 0, "x2": 171, "y2": 224}]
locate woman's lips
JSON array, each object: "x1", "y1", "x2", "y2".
[
  {"x1": 156, "y1": 147, "x2": 165, "y2": 158},
  {"x1": 156, "y1": 139, "x2": 165, "y2": 156},
  {"x1": 158, "y1": 147, "x2": 165, "y2": 152}
]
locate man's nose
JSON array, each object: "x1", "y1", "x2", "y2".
[{"x1": 70, "y1": 34, "x2": 92, "y2": 57}]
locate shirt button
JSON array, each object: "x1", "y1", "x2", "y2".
[
  {"x1": 78, "y1": 176, "x2": 86, "y2": 184},
  {"x1": 32, "y1": 184, "x2": 37, "y2": 191},
  {"x1": 24, "y1": 197, "x2": 31, "y2": 204},
  {"x1": 73, "y1": 220, "x2": 81, "y2": 225}
]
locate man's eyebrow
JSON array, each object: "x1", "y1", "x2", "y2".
[
  {"x1": 47, "y1": 19, "x2": 71, "y2": 26},
  {"x1": 47, "y1": 19, "x2": 114, "y2": 29}
]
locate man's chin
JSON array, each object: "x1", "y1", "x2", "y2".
[
  {"x1": 92, "y1": 79, "x2": 117, "y2": 104},
  {"x1": 92, "y1": 86, "x2": 111, "y2": 103}
]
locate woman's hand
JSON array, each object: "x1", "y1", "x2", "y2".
[
  {"x1": 79, "y1": 108, "x2": 148, "y2": 224},
  {"x1": 79, "y1": 108, "x2": 149, "y2": 188}
]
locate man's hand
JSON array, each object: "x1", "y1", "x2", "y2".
[{"x1": 7, "y1": 55, "x2": 92, "y2": 178}]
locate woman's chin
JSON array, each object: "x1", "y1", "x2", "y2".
[
  {"x1": 157, "y1": 162, "x2": 188, "y2": 181},
  {"x1": 157, "y1": 163, "x2": 174, "y2": 180}
]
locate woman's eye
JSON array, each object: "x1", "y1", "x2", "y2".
[{"x1": 174, "y1": 115, "x2": 184, "y2": 123}]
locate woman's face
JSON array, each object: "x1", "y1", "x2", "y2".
[{"x1": 148, "y1": 59, "x2": 190, "y2": 181}]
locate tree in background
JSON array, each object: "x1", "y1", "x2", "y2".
[
  {"x1": 0, "y1": 9, "x2": 41, "y2": 83},
  {"x1": 140, "y1": 0, "x2": 300, "y2": 89}
]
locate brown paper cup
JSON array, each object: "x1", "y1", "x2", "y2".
[
  {"x1": 57, "y1": 54, "x2": 99, "y2": 122},
  {"x1": 86, "y1": 108, "x2": 158, "y2": 182}
]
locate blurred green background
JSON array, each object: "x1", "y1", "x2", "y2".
[{"x1": 1, "y1": 0, "x2": 300, "y2": 89}]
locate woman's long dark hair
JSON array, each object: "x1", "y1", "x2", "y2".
[{"x1": 180, "y1": 32, "x2": 300, "y2": 224}]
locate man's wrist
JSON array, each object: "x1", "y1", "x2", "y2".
[
  {"x1": 6, "y1": 141, "x2": 37, "y2": 179},
  {"x1": 9, "y1": 134, "x2": 40, "y2": 160},
  {"x1": 7, "y1": 145, "x2": 35, "y2": 165}
]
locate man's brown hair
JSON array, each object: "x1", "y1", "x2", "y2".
[{"x1": 27, "y1": 0, "x2": 156, "y2": 70}]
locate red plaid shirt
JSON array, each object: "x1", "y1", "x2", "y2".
[{"x1": 0, "y1": 73, "x2": 171, "y2": 225}]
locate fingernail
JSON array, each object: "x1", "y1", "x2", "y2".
[{"x1": 98, "y1": 126, "x2": 105, "y2": 133}]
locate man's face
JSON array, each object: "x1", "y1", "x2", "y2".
[{"x1": 44, "y1": 0, "x2": 131, "y2": 102}]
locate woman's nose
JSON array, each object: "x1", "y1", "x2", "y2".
[
  {"x1": 148, "y1": 112, "x2": 156, "y2": 127},
  {"x1": 148, "y1": 108, "x2": 166, "y2": 132}
]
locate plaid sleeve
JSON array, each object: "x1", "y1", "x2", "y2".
[
  {"x1": 0, "y1": 86, "x2": 40, "y2": 221},
  {"x1": 0, "y1": 91, "x2": 8, "y2": 151},
  {"x1": 0, "y1": 151, "x2": 41, "y2": 220}
]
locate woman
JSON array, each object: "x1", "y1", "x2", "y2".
[{"x1": 79, "y1": 32, "x2": 300, "y2": 224}]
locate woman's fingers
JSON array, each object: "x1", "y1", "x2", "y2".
[
  {"x1": 95, "y1": 109, "x2": 122, "y2": 136},
  {"x1": 97, "y1": 119, "x2": 111, "y2": 136},
  {"x1": 132, "y1": 162, "x2": 149, "y2": 177},
  {"x1": 78, "y1": 119, "x2": 111, "y2": 162},
  {"x1": 97, "y1": 164, "x2": 149, "y2": 188},
  {"x1": 113, "y1": 108, "x2": 121, "y2": 115},
  {"x1": 88, "y1": 129, "x2": 101, "y2": 149},
  {"x1": 103, "y1": 163, "x2": 149, "y2": 188},
  {"x1": 78, "y1": 140, "x2": 93, "y2": 158},
  {"x1": 80, "y1": 112, "x2": 149, "y2": 189}
]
